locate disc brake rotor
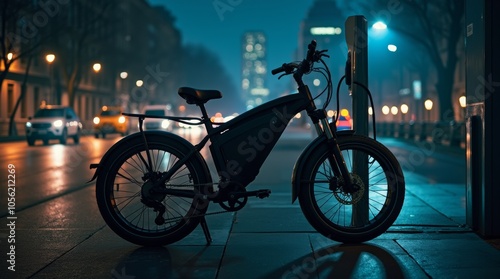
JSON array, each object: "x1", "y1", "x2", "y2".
[{"x1": 333, "y1": 173, "x2": 366, "y2": 205}]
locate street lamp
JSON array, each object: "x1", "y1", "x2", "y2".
[
  {"x1": 372, "y1": 21, "x2": 387, "y2": 30},
  {"x1": 93, "y1": 63, "x2": 101, "y2": 73},
  {"x1": 382, "y1": 105, "x2": 390, "y2": 121},
  {"x1": 7, "y1": 52, "x2": 14, "y2": 60},
  {"x1": 46, "y1": 54, "x2": 56, "y2": 104},
  {"x1": 424, "y1": 99, "x2": 433, "y2": 122},
  {"x1": 459, "y1": 95, "x2": 466, "y2": 120},
  {"x1": 459, "y1": 95, "x2": 466, "y2": 108},
  {"x1": 391, "y1": 105, "x2": 398, "y2": 116},
  {"x1": 400, "y1": 104, "x2": 409, "y2": 122},
  {"x1": 46, "y1": 54, "x2": 55, "y2": 64}
]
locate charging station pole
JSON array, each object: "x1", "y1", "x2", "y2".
[{"x1": 345, "y1": 15, "x2": 369, "y2": 224}]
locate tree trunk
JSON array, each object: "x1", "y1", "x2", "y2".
[{"x1": 435, "y1": 69, "x2": 455, "y2": 122}]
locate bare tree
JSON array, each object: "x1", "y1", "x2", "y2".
[
  {"x1": 46, "y1": 0, "x2": 119, "y2": 108},
  {"x1": 357, "y1": 0, "x2": 464, "y2": 121},
  {"x1": 1, "y1": 0, "x2": 61, "y2": 135}
]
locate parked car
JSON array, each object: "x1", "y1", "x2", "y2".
[
  {"x1": 93, "y1": 106, "x2": 128, "y2": 138},
  {"x1": 25, "y1": 105, "x2": 82, "y2": 146},
  {"x1": 142, "y1": 105, "x2": 171, "y2": 131}
]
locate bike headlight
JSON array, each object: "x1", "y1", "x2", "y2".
[
  {"x1": 118, "y1": 116, "x2": 126, "y2": 124},
  {"x1": 93, "y1": 117, "x2": 100, "y2": 125},
  {"x1": 26, "y1": 122, "x2": 32, "y2": 128},
  {"x1": 53, "y1": 120, "x2": 63, "y2": 127}
]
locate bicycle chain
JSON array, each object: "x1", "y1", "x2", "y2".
[{"x1": 145, "y1": 182, "x2": 240, "y2": 224}]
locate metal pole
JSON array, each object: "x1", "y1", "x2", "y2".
[{"x1": 345, "y1": 15, "x2": 369, "y2": 225}]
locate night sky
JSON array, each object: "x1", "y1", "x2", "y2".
[{"x1": 148, "y1": 0, "x2": 317, "y2": 93}]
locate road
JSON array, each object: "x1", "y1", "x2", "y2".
[{"x1": 0, "y1": 128, "x2": 467, "y2": 278}]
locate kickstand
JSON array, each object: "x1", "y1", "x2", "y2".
[{"x1": 199, "y1": 216, "x2": 212, "y2": 245}]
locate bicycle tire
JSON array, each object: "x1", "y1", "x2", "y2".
[
  {"x1": 297, "y1": 134, "x2": 405, "y2": 243},
  {"x1": 95, "y1": 133, "x2": 213, "y2": 246}
]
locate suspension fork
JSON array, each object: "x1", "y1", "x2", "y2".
[
  {"x1": 300, "y1": 83, "x2": 355, "y2": 192},
  {"x1": 310, "y1": 110, "x2": 356, "y2": 193}
]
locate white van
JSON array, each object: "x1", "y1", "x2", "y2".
[{"x1": 142, "y1": 105, "x2": 172, "y2": 131}]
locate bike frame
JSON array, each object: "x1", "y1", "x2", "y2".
[{"x1": 124, "y1": 82, "x2": 354, "y2": 198}]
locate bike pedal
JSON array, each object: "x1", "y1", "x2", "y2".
[{"x1": 256, "y1": 189, "x2": 271, "y2": 199}]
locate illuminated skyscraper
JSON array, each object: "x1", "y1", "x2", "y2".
[
  {"x1": 298, "y1": 0, "x2": 347, "y2": 111},
  {"x1": 242, "y1": 31, "x2": 269, "y2": 110}
]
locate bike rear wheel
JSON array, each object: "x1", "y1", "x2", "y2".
[
  {"x1": 298, "y1": 134, "x2": 405, "y2": 243},
  {"x1": 95, "y1": 134, "x2": 212, "y2": 246}
]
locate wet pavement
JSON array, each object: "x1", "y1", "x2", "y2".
[{"x1": 1, "y1": 128, "x2": 500, "y2": 278}]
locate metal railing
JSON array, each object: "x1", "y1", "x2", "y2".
[{"x1": 375, "y1": 121, "x2": 466, "y2": 148}]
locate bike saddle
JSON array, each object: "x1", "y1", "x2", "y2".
[{"x1": 178, "y1": 87, "x2": 223, "y2": 105}]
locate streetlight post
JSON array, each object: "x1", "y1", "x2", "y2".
[{"x1": 45, "y1": 54, "x2": 55, "y2": 104}]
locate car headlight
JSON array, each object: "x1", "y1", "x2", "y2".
[
  {"x1": 53, "y1": 120, "x2": 63, "y2": 127},
  {"x1": 93, "y1": 117, "x2": 100, "y2": 125},
  {"x1": 118, "y1": 116, "x2": 126, "y2": 124},
  {"x1": 161, "y1": 120, "x2": 169, "y2": 129},
  {"x1": 26, "y1": 122, "x2": 32, "y2": 128}
]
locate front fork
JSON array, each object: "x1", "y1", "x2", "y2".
[{"x1": 310, "y1": 110, "x2": 356, "y2": 193}]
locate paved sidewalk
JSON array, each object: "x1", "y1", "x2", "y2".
[
  {"x1": 209, "y1": 132, "x2": 500, "y2": 278},
  {"x1": 2, "y1": 128, "x2": 499, "y2": 278}
]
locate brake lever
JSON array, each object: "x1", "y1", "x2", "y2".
[{"x1": 314, "y1": 50, "x2": 329, "y2": 61}]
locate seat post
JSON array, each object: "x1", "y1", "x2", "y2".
[{"x1": 198, "y1": 103, "x2": 214, "y2": 132}]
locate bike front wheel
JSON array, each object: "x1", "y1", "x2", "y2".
[
  {"x1": 95, "y1": 133, "x2": 213, "y2": 246},
  {"x1": 298, "y1": 134, "x2": 405, "y2": 243}
]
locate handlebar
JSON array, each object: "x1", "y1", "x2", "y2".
[
  {"x1": 272, "y1": 40, "x2": 330, "y2": 89},
  {"x1": 271, "y1": 40, "x2": 319, "y2": 76}
]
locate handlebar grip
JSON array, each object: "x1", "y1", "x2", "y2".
[
  {"x1": 271, "y1": 64, "x2": 286, "y2": 75},
  {"x1": 306, "y1": 40, "x2": 317, "y2": 62}
]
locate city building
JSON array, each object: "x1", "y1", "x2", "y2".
[
  {"x1": 0, "y1": 0, "x2": 181, "y2": 137},
  {"x1": 298, "y1": 0, "x2": 349, "y2": 113},
  {"x1": 241, "y1": 31, "x2": 269, "y2": 110}
]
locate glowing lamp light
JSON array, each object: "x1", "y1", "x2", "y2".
[
  {"x1": 424, "y1": 99, "x2": 433, "y2": 111},
  {"x1": 382, "y1": 105, "x2": 390, "y2": 115},
  {"x1": 46, "y1": 54, "x2": 55, "y2": 63},
  {"x1": 391, "y1": 106, "x2": 398, "y2": 115},
  {"x1": 401, "y1": 104, "x2": 409, "y2": 114},
  {"x1": 93, "y1": 63, "x2": 101, "y2": 73},
  {"x1": 372, "y1": 21, "x2": 387, "y2": 30},
  {"x1": 387, "y1": 44, "x2": 398, "y2": 52},
  {"x1": 459, "y1": 96, "x2": 466, "y2": 108}
]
